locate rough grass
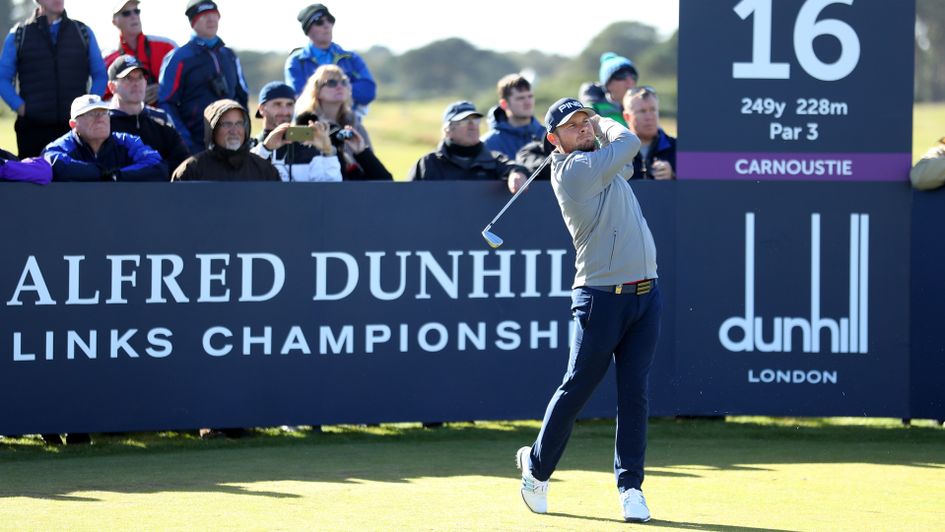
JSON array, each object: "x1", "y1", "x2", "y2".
[{"x1": 1, "y1": 418, "x2": 943, "y2": 530}]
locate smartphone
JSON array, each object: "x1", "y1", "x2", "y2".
[{"x1": 284, "y1": 126, "x2": 315, "y2": 143}]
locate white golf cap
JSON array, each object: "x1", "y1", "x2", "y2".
[
  {"x1": 70, "y1": 94, "x2": 110, "y2": 121},
  {"x1": 112, "y1": 0, "x2": 140, "y2": 16}
]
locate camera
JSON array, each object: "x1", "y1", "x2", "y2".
[
  {"x1": 330, "y1": 127, "x2": 354, "y2": 146},
  {"x1": 209, "y1": 74, "x2": 230, "y2": 98}
]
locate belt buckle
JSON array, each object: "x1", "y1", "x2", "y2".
[
  {"x1": 635, "y1": 280, "x2": 652, "y2": 295},
  {"x1": 615, "y1": 284, "x2": 623, "y2": 294}
]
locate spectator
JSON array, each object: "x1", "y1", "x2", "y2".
[
  {"x1": 295, "y1": 65, "x2": 391, "y2": 181},
  {"x1": 0, "y1": 148, "x2": 52, "y2": 184},
  {"x1": 578, "y1": 52, "x2": 638, "y2": 127},
  {"x1": 622, "y1": 86, "x2": 676, "y2": 180},
  {"x1": 43, "y1": 94, "x2": 168, "y2": 182},
  {"x1": 286, "y1": 4, "x2": 376, "y2": 118},
  {"x1": 108, "y1": 55, "x2": 191, "y2": 172},
  {"x1": 158, "y1": 0, "x2": 249, "y2": 154},
  {"x1": 482, "y1": 74, "x2": 546, "y2": 159},
  {"x1": 251, "y1": 81, "x2": 342, "y2": 182},
  {"x1": 103, "y1": 0, "x2": 177, "y2": 105},
  {"x1": 172, "y1": 99, "x2": 279, "y2": 182},
  {"x1": 515, "y1": 136, "x2": 555, "y2": 182},
  {"x1": 910, "y1": 137, "x2": 945, "y2": 190},
  {"x1": 0, "y1": 0, "x2": 107, "y2": 158},
  {"x1": 408, "y1": 100, "x2": 528, "y2": 191}
]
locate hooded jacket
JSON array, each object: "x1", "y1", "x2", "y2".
[
  {"x1": 172, "y1": 99, "x2": 279, "y2": 182},
  {"x1": 481, "y1": 104, "x2": 546, "y2": 159}
]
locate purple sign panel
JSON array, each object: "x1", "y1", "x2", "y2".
[{"x1": 678, "y1": 0, "x2": 914, "y2": 181}]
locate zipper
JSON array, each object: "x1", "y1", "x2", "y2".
[{"x1": 608, "y1": 229, "x2": 617, "y2": 270}]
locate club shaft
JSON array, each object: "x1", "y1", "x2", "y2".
[{"x1": 483, "y1": 154, "x2": 553, "y2": 229}]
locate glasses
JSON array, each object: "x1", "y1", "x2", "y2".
[
  {"x1": 629, "y1": 85, "x2": 657, "y2": 96},
  {"x1": 119, "y1": 8, "x2": 141, "y2": 17},
  {"x1": 219, "y1": 120, "x2": 246, "y2": 130},
  {"x1": 321, "y1": 78, "x2": 349, "y2": 88},
  {"x1": 313, "y1": 15, "x2": 336, "y2": 26}
]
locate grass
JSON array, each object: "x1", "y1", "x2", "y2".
[{"x1": 1, "y1": 418, "x2": 943, "y2": 530}]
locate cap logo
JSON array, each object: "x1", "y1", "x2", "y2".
[
  {"x1": 557, "y1": 100, "x2": 583, "y2": 113},
  {"x1": 195, "y1": 3, "x2": 216, "y2": 14}
]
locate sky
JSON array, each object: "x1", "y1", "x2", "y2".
[{"x1": 64, "y1": 0, "x2": 680, "y2": 57}]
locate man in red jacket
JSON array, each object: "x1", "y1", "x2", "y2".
[{"x1": 103, "y1": 0, "x2": 176, "y2": 105}]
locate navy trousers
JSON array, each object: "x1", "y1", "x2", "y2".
[{"x1": 529, "y1": 284, "x2": 662, "y2": 492}]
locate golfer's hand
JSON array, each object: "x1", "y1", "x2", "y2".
[
  {"x1": 589, "y1": 115, "x2": 603, "y2": 138},
  {"x1": 508, "y1": 171, "x2": 528, "y2": 194},
  {"x1": 651, "y1": 159, "x2": 674, "y2": 180},
  {"x1": 263, "y1": 123, "x2": 290, "y2": 151}
]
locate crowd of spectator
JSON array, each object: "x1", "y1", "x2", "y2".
[{"x1": 0, "y1": 0, "x2": 678, "y2": 190}]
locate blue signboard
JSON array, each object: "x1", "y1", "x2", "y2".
[{"x1": 678, "y1": 0, "x2": 914, "y2": 180}]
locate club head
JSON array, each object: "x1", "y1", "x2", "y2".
[{"x1": 481, "y1": 230, "x2": 503, "y2": 249}]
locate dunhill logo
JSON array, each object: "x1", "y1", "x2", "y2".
[{"x1": 719, "y1": 213, "x2": 869, "y2": 354}]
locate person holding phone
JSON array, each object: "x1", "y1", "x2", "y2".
[{"x1": 251, "y1": 81, "x2": 341, "y2": 182}]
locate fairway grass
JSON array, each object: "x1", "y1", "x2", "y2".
[{"x1": 1, "y1": 418, "x2": 943, "y2": 530}]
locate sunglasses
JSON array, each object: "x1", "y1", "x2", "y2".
[
  {"x1": 119, "y1": 8, "x2": 141, "y2": 17},
  {"x1": 321, "y1": 78, "x2": 349, "y2": 88},
  {"x1": 312, "y1": 15, "x2": 336, "y2": 26}
]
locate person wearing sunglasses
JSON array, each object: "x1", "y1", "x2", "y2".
[
  {"x1": 578, "y1": 52, "x2": 639, "y2": 127},
  {"x1": 172, "y1": 98, "x2": 279, "y2": 182},
  {"x1": 157, "y1": 0, "x2": 250, "y2": 155},
  {"x1": 622, "y1": 86, "x2": 676, "y2": 180},
  {"x1": 0, "y1": 0, "x2": 107, "y2": 158},
  {"x1": 103, "y1": 1, "x2": 177, "y2": 106},
  {"x1": 285, "y1": 4, "x2": 377, "y2": 119}
]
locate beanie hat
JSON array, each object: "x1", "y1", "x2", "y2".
[{"x1": 599, "y1": 52, "x2": 638, "y2": 87}]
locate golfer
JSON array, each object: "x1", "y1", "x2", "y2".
[{"x1": 516, "y1": 97, "x2": 660, "y2": 523}]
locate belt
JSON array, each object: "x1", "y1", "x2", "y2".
[{"x1": 613, "y1": 278, "x2": 656, "y2": 295}]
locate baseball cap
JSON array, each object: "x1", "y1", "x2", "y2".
[
  {"x1": 255, "y1": 81, "x2": 296, "y2": 118},
  {"x1": 185, "y1": 0, "x2": 218, "y2": 23},
  {"x1": 545, "y1": 97, "x2": 596, "y2": 133},
  {"x1": 70, "y1": 94, "x2": 110, "y2": 121},
  {"x1": 442, "y1": 101, "x2": 483, "y2": 123},
  {"x1": 112, "y1": 0, "x2": 139, "y2": 16},
  {"x1": 298, "y1": 4, "x2": 335, "y2": 34},
  {"x1": 108, "y1": 55, "x2": 146, "y2": 81}
]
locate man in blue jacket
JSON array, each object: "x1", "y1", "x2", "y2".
[
  {"x1": 482, "y1": 74, "x2": 546, "y2": 160},
  {"x1": 157, "y1": 0, "x2": 249, "y2": 154},
  {"x1": 285, "y1": 4, "x2": 376, "y2": 117},
  {"x1": 0, "y1": 0, "x2": 107, "y2": 158},
  {"x1": 43, "y1": 94, "x2": 168, "y2": 182}
]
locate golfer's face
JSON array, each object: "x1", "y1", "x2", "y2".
[{"x1": 554, "y1": 112, "x2": 595, "y2": 153}]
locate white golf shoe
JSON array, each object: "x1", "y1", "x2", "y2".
[
  {"x1": 516, "y1": 446, "x2": 548, "y2": 514},
  {"x1": 620, "y1": 488, "x2": 651, "y2": 522}
]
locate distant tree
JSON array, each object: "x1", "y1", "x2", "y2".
[
  {"x1": 234, "y1": 50, "x2": 287, "y2": 98},
  {"x1": 395, "y1": 38, "x2": 519, "y2": 99},
  {"x1": 636, "y1": 30, "x2": 678, "y2": 79},
  {"x1": 574, "y1": 22, "x2": 661, "y2": 78}
]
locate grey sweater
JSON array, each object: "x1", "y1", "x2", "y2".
[{"x1": 550, "y1": 117, "x2": 658, "y2": 289}]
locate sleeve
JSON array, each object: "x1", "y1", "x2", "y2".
[
  {"x1": 559, "y1": 118, "x2": 641, "y2": 202},
  {"x1": 43, "y1": 136, "x2": 106, "y2": 182},
  {"x1": 232, "y1": 52, "x2": 249, "y2": 109},
  {"x1": 171, "y1": 157, "x2": 197, "y2": 181},
  {"x1": 116, "y1": 134, "x2": 169, "y2": 181},
  {"x1": 284, "y1": 51, "x2": 306, "y2": 96},
  {"x1": 492, "y1": 150, "x2": 527, "y2": 180},
  {"x1": 347, "y1": 53, "x2": 376, "y2": 108},
  {"x1": 310, "y1": 154, "x2": 342, "y2": 181},
  {"x1": 85, "y1": 28, "x2": 108, "y2": 96},
  {"x1": 0, "y1": 30, "x2": 24, "y2": 112},
  {"x1": 157, "y1": 49, "x2": 195, "y2": 150},
  {"x1": 0, "y1": 156, "x2": 53, "y2": 184},
  {"x1": 910, "y1": 145, "x2": 945, "y2": 191},
  {"x1": 353, "y1": 148, "x2": 393, "y2": 181}
]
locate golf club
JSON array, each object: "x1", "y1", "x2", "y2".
[{"x1": 481, "y1": 153, "x2": 554, "y2": 248}]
